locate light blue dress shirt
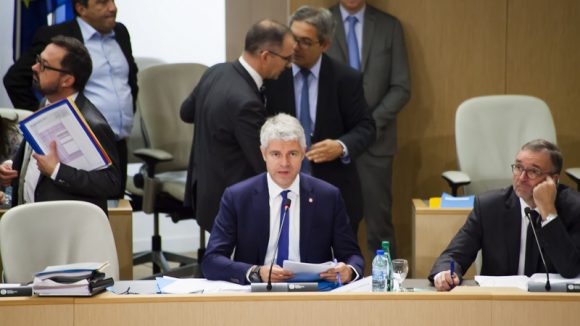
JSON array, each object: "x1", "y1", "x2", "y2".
[
  {"x1": 292, "y1": 57, "x2": 322, "y2": 132},
  {"x1": 77, "y1": 17, "x2": 133, "y2": 140}
]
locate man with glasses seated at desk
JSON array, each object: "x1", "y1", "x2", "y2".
[{"x1": 430, "y1": 139, "x2": 580, "y2": 291}]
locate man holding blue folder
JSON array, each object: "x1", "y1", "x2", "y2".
[
  {"x1": 0, "y1": 36, "x2": 121, "y2": 214},
  {"x1": 202, "y1": 113, "x2": 363, "y2": 285}
]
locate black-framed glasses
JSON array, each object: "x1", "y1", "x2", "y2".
[
  {"x1": 265, "y1": 50, "x2": 292, "y2": 64},
  {"x1": 294, "y1": 37, "x2": 320, "y2": 49},
  {"x1": 35, "y1": 54, "x2": 71, "y2": 74},
  {"x1": 511, "y1": 163, "x2": 553, "y2": 180}
]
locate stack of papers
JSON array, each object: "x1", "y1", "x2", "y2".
[
  {"x1": 475, "y1": 273, "x2": 580, "y2": 291},
  {"x1": 33, "y1": 262, "x2": 113, "y2": 296}
]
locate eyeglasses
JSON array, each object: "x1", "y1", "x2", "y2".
[
  {"x1": 511, "y1": 163, "x2": 553, "y2": 180},
  {"x1": 294, "y1": 37, "x2": 320, "y2": 49},
  {"x1": 35, "y1": 55, "x2": 71, "y2": 74},
  {"x1": 265, "y1": 50, "x2": 292, "y2": 64}
]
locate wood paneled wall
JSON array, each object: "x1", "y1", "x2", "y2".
[
  {"x1": 225, "y1": 1, "x2": 580, "y2": 271},
  {"x1": 284, "y1": 0, "x2": 580, "y2": 269}
]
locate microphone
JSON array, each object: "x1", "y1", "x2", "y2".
[
  {"x1": 524, "y1": 207, "x2": 551, "y2": 291},
  {"x1": 266, "y1": 197, "x2": 291, "y2": 291}
]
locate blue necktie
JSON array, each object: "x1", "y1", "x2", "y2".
[
  {"x1": 299, "y1": 69, "x2": 312, "y2": 173},
  {"x1": 346, "y1": 16, "x2": 361, "y2": 70},
  {"x1": 276, "y1": 190, "x2": 291, "y2": 266}
]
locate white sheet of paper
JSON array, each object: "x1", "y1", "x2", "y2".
[
  {"x1": 282, "y1": 260, "x2": 334, "y2": 274},
  {"x1": 159, "y1": 278, "x2": 250, "y2": 294}
]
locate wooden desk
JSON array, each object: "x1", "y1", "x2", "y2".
[
  {"x1": 108, "y1": 199, "x2": 133, "y2": 280},
  {"x1": 2, "y1": 285, "x2": 580, "y2": 326},
  {"x1": 0, "y1": 199, "x2": 132, "y2": 280},
  {"x1": 412, "y1": 199, "x2": 473, "y2": 278}
]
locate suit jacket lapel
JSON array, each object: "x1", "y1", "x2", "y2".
[
  {"x1": 331, "y1": 7, "x2": 348, "y2": 61},
  {"x1": 253, "y1": 174, "x2": 271, "y2": 263},
  {"x1": 361, "y1": 7, "x2": 376, "y2": 72},
  {"x1": 504, "y1": 190, "x2": 522, "y2": 274},
  {"x1": 299, "y1": 174, "x2": 315, "y2": 260},
  {"x1": 314, "y1": 55, "x2": 332, "y2": 142}
]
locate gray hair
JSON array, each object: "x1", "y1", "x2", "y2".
[
  {"x1": 520, "y1": 139, "x2": 563, "y2": 174},
  {"x1": 289, "y1": 6, "x2": 335, "y2": 44},
  {"x1": 260, "y1": 113, "x2": 306, "y2": 149}
]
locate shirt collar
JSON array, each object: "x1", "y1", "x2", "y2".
[
  {"x1": 77, "y1": 16, "x2": 115, "y2": 41},
  {"x1": 339, "y1": 4, "x2": 366, "y2": 22},
  {"x1": 292, "y1": 55, "x2": 322, "y2": 80},
  {"x1": 46, "y1": 92, "x2": 79, "y2": 106},
  {"x1": 238, "y1": 56, "x2": 263, "y2": 90},
  {"x1": 518, "y1": 197, "x2": 539, "y2": 219},
  {"x1": 266, "y1": 172, "x2": 300, "y2": 200}
]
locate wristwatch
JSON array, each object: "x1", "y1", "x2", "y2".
[{"x1": 249, "y1": 265, "x2": 262, "y2": 283}]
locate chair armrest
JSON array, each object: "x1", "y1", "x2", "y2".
[
  {"x1": 565, "y1": 168, "x2": 580, "y2": 191},
  {"x1": 133, "y1": 148, "x2": 173, "y2": 177},
  {"x1": 441, "y1": 171, "x2": 471, "y2": 196},
  {"x1": 132, "y1": 148, "x2": 174, "y2": 214}
]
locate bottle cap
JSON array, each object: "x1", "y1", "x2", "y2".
[
  {"x1": 382, "y1": 241, "x2": 390, "y2": 251},
  {"x1": 376, "y1": 249, "x2": 384, "y2": 255}
]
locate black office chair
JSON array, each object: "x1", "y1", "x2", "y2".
[{"x1": 127, "y1": 63, "x2": 208, "y2": 277}]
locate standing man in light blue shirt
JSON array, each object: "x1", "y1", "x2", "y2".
[{"x1": 4, "y1": 0, "x2": 138, "y2": 193}]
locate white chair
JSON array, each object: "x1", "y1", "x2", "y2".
[
  {"x1": 128, "y1": 63, "x2": 208, "y2": 276},
  {"x1": 0, "y1": 107, "x2": 32, "y2": 121},
  {"x1": 0, "y1": 201, "x2": 119, "y2": 283},
  {"x1": 442, "y1": 95, "x2": 558, "y2": 196}
]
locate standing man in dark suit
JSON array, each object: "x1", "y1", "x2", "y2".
[
  {"x1": 180, "y1": 20, "x2": 295, "y2": 233},
  {"x1": 327, "y1": 0, "x2": 411, "y2": 257},
  {"x1": 430, "y1": 139, "x2": 580, "y2": 291},
  {"x1": 3, "y1": 0, "x2": 137, "y2": 191},
  {"x1": 265, "y1": 6, "x2": 376, "y2": 235},
  {"x1": 0, "y1": 36, "x2": 122, "y2": 214},
  {"x1": 202, "y1": 113, "x2": 363, "y2": 285}
]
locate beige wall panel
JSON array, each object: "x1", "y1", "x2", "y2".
[
  {"x1": 226, "y1": 0, "x2": 290, "y2": 61},
  {"x1": 506, "y1": 0, "x2": 580, "y2": 176},
  {"x1": 290, "y1": 0, "x2": 507, "y2": 264}
]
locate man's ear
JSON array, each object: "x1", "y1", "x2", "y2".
[{"x1": 61, "y1": 74, "x2": 76, "y2": 89}]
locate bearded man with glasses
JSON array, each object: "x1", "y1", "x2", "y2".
[
  {"x1": 429, "y1": 139, "x2": 580, "y2": 291},
  {"x1": 0, "y1": 36, "x2": 122, "y2": 214}
]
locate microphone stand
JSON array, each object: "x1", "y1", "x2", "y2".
[
  {"x1": 267, "y1": 198, "x2": 291, "y2": 291},
  {"x1": 524, "y1": 207, "x2": 551, "y2": 291}
]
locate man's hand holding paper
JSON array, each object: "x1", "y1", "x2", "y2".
[{"x1": 33, "y1": 141, "x2": 60, "y2": 177}]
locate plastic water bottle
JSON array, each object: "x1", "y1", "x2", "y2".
[
  {"x1": 371, "y1": 249, "x2": 386, "y2": 292},
  {"x1": 382, "y1": 241, "x2": 394, "y2": 292}
]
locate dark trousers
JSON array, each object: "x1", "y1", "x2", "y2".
[{"x1": 356, "y1": 153, "x2": 396, "y2": 258}]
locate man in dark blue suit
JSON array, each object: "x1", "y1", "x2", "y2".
[{"x1": 202, "y1": 113, "x2": 364, "y2": 285}]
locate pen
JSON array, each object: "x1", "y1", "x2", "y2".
[
  {"x1": 334, "y1": 258, "x2": 342, "y2": 287},
  {"x1": 449, "y1": 259, "x2": 455, "y2": 289}
]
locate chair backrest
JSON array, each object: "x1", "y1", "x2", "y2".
[
  {"x1": 137, "y1": 63, "x2": 208, "y2": 173},
  {"x1": 0, "y1": 107, "x2": 32, "y2": 121},
  {"x1": 0, "y1": 201, "x2": 119, "y2": 283},
  {"x1": 127, "y1": 57, "x2": 167, "y2": 163},
  {"x1": 455, "y1": 95, "x2": 557, "y2": 195}
]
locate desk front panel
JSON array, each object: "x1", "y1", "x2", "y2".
[
  {"x1": 0, "y1": 297, "x2": 73, "y2": 326},
  {"x1": 412, "y1": 199, "x2": 473, "y2": 278}
]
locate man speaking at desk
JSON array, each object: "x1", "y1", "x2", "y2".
[
  {"x1": 430, "y1": 139, "x2": 580, "y2": 291},
  {"x1": 202, "y1": 113, "x2": 363, "y2": 285}
]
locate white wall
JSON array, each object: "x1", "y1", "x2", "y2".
[
  {"x1": 0, "y1": 0, "x2": 15, "y2": 107},
  {"x1": 116, "y1": 0, "x2": 225, "y2": 65},
  {"x1": 115, "y1": 0, "x2": 225, "y2": 253}
]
